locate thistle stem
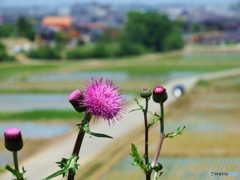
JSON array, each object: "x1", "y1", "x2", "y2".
[
  {"x1": 151, "y1": 102, "x2": 164, "y2": 168},
  {"x1": 143, "y1": 98, "x2": 151, "y2": 180},
  {"x1": 144, "y1": 98, "x2": 149, "y2": 165},
  {"x1": 12, "y1": 151, "x2": 19, "y2": 172},
  {"x1": 67, "y1": 113, "x2": 92, "y2": 180}
]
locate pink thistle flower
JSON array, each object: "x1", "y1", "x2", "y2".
[
  {"x1": 4, "y1": 128, "x2": 23, "y2": 152},
  {"x1": 83, "y1": 78, "x2": 125, "y2": 125},
  {"x1": 152, "y1": 86, "x2": 168, "y2": 103},
  {"x1": 68, "y1": 89, "x2": 86, "y2": 113}
]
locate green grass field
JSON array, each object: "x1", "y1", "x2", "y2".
[{"x1": 0, "y1": 109, "x2": 84, "y2": 121}]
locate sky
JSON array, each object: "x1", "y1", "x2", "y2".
[{"x1": 0, "y1": 0, "x2": 239, "y2": 7}]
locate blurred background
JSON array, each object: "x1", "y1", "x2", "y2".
[{"x1": 0, "y1": 0, "x2": 240, "y2": 179}]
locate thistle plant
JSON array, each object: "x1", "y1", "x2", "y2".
[
  {"x1": 3, "y1": 77, "x2": 125, "y2": 180},
  {"x1": 4, "y1": 128, "x2": 26, "y2": 180},
  {"x1": 44, "y1": 77, "x2": 125, "y2": 180},
  {"x1": 3, "y1": 79, "x2": 185, "y2": 180},
  {"x1": 129, "y1": 86, "x2": 185, "y2": 180}
]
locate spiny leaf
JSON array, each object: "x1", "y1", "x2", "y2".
[
  {"x1": 81, "y1": 121, "x2": 113, "y2": 139},
  {"x1": 129, "y1": 143, "x2": 149, "y2": 172},
  {"x1": 148, "y1": 111, "x2": 160, "y2": 118},
  {"x1": 148, "y1": 117, "x2": 160, "y2": 129},
  {"x1": 164, "y1": 126, "x2": 186, "y2": 139},
  {"x1": 128, "y1": 108, "x2": 142, "y2": 113},
  {"x1": 42, "y1": 155, "x2": 79, "y2": 180},
  {"x1": 134, "y1": 98, "x2": 144, "y2": 110},
  {"x1": 87, "y1": 131, "x2": 113, "y2": 139},
  {"x1": 5, "y1": 165, "x2": 26, "y2": 180}
]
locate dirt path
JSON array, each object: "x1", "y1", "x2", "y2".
[{"x1": 0, "y1": 68, "x2": 240, "y2": 180}]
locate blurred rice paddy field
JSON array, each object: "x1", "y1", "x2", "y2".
[
  {"x1": 78, "y1": 75, "x2": 240, "y2": 180},
  {"x1": 0, "y1": 44, "x2": 240, "y2": 95}
]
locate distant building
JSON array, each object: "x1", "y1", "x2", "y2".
[
  {"x1": 41, "y1": 16, "x2": 72, "y2": 29},
  {"x1": 1, "y1": 38, "x2": 34, "y2": 55},
  {"x1": 74, "y1": 22, "x2": 107, "y2": 42}
]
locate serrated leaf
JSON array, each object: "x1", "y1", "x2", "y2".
[
  {"x1": 78, "y1": 119, "x2": 113, "y2": 139},
  {"x1": 129, "y1": 143, "x2": 149, "y2": 172},
  {"x1": 42, "y1": 155, "x2": 79, "y2": 180},
  {"x1": 128, "y1": 108, "x2": 142, "y2": 113},
  {"x1": 5, "y1": 165, "x2": 26, "y2": 180},
  {"x1": 87, "y1": 131, "x2": 113, "y2": 139},
  {"x1": 148, "y1": 117, "x2": 160, "y2": 128},
  {"x1": 164, "y1": 126, "x2": 186, "y2": 139}
]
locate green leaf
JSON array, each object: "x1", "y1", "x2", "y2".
[
  {"x1": 42, "y1": 155, "x2": 79, "y2": 180},
  {"x1": 129, "y1": 143, "x2": 149, "y2": 173},
  {"x1": 128, "y1": 108, "x2": 142, "y2": 113},
  {"x1": 164, "y1": 126, "x2": 186, "y2": 139},
  {"x1": 87, "y1": 131, "x2": 113, "y2": 139},
  {"x1": 148, "y1": 117, "x2": 160, "y2": 128},
  {"x1": 79, "y1": 120, "x2": 113, "y2": 139},
  {"x1": 5, "y1": 165, "x2": 26, "y2": 180}
]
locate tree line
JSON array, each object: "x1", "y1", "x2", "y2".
[{"x1": 0, "y1": 11, "x2": 184, "y2": 60}]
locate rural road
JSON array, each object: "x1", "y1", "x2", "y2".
[{"x1": 1, "y1": 67, "x2": 240, "y2": 180}]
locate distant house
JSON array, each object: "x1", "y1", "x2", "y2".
[
  {"x1": 36, "y1": 26, "x2": 57, "y2": 42},
  {"x1": 39, "y1": 16, "x2": 82, "y2": 44},
  {"x1": 74, "y1": 22, "x2": 107, "y2": 42},
  {"x1": 200, "y1": 31, "x2": 240, "y2": 44},
  {"x1": 1, "y1": 38, "x2": 34, "y2": 55},
  {"x1": 41, "y1": 16, "x2": 72, "y2": 29}
]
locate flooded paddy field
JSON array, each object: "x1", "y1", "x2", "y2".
[
  {"x1": 78, "y1": 75, "x2": 240, "y2": 180},
  {"x1": 0, "y1": 46, "x2": 240, "y2": 177}
]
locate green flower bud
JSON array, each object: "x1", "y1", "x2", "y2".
[
  {"x1": 153, "y1": 162, "x2": 163, "y2": 171},
  {"x1": 4, "y1": 128, "x2": 23, "y2": 152},
  {"x1": 152, "y1": 86, "x2": 168, "y2": 103},
  {"x1": 140, "y1": 88, "x2": 152, "y2": 98}
]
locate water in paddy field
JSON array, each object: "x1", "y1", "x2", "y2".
[
  {"x1": 7, "y1": 71, "x2": 200, "y2": 83},
  {"x1": 0, "y1": 93, "x2": 133, "y2": 112}
]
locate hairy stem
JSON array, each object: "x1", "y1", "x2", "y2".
[
  {"x1": 67, "y1": 113, "x2": 92, "y2": 180},
  {"x1": 151, "y1": 102, "x2": 164, "y2": 168}
]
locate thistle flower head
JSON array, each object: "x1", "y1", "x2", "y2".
[
  {"x1": 68, "y1": 89, "x2": 86, "y2": 113},
  {"x1": 4, "y1": 128, "x2": 23, "y2": 152},
  {"x1": 152, "y1": 86, "x2": 168, "y2": 103},
  {"x1": 140, "y1": 88, "x2": 152, "y2": 98},
  {"x1": 83, "y1": 78, "x2": 125, "y2": 125}
]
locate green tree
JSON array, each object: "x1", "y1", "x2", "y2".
[
  {"x1": 0, "y1": 42, "x2": 8, "y2": 61},
  {"x1": 16, "y1": 16, "x2": 36, "y2": 41},
  {"x1": 54, "y1": 30, "x2": 69, "y2": 46},
  {"x1": 121, "y1": 11, "x2": 184, "y2": 52},
  {"x1": 0, "y1": 42, "x2": 15, "y2": 62},
  {"x1": 0, "y1": 23, "x2": 16, "y2": 37},
  {"x1": 191, "y1": 22, "x2": 201, "y2": 33},
  {"x1": 27, "y1": 46, "x2": 61, "y2": 60}
]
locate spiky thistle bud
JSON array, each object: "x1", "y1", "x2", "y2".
[
  {"x1": 152, "y1": 86, "x2": 168, "y2": 103},
  {"x1": 68, "y1": 89, "x2": 86, "y2": 113},
  {"x1": 4, "y1": 128, "x2": 23, "y2": 152}
]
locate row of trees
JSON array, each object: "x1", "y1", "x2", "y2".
[
  {"x1": 64, "y1": 11, "x2": 184, "y2": 59},
  {"x1": 0, "y1": 17, "x2": 36, "y2": 41},
  {"x1": 1, "y1": 11, "x2": 185, "y2": 60}
]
